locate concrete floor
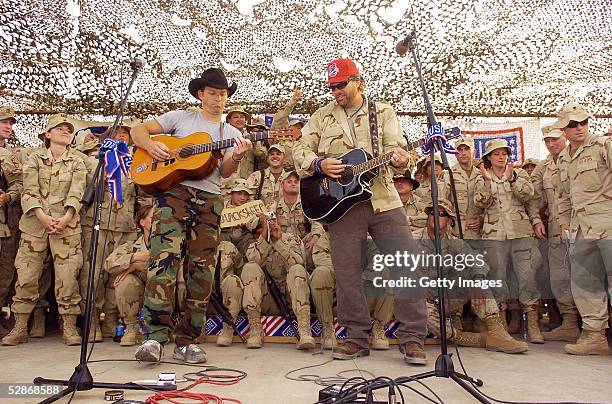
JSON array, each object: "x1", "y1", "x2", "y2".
[{"x1": 1, "y1": 334, "x2": 611, "y2": 404}]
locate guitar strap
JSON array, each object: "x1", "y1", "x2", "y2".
[
  {"x1": 255, "y1": 169, "x2": 265, "y2": 200},
  {"x1": 367, "y1": 98, "x2": 379, "y2": 174}
]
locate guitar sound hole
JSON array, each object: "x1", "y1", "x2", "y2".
[{"x1": 338, "y1": 168, "x2": 354, "y2": 186}]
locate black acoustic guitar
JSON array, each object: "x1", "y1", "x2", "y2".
[{"x1": 300, "y1": 132, "x2": 459, "y2": 223}]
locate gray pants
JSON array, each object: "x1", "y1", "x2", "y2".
[{"x1": 328, "y1": 203, "x2": 427, "y2": 348}]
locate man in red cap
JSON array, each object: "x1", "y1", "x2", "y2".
[{"x1": 294, "y1": 59, "x2": 428, "y2": 365}]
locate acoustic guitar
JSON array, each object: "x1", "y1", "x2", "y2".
[
  {"x1": 132, "y1": 129, "x2": 296, "y2": 194},
  {"x1": 300, "y1": 132, "x2": 460, "y2": 223}
]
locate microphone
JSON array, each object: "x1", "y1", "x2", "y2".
[
  {"x1": 129, "y1": 57, "x2": 145, "y2": 70},
  {"x1": 395, "y1": 30, "x2": 415, "y2": 56}
]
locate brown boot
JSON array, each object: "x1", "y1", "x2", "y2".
[
  {"x1": 120, "y1": 316, "x2": 139, "y2": 347},
  {"x1": 484, "y1": 314, "x2": 529, "y2": 353},
  {"x1": 296, "y1": 312, "x2": 315, "y2": 350},
  {"x1": 402, "y1": 341, "x2": 427, "y2": 365},
  {"x1": 542, "y1": 314, "x2": 580, "y2": 342},
  {"x1": 62, "y1": 314, "x2": 82, "y2": 346},
  {"x1": 216, "y1": 324, "x2": 235, "y2": 347},
  {"x1": 332, "y1": 341, "x2": 370, "y2": 360},
  {"x1": 88, "y1": 312, "x2": 103, "y2": 343},
  {"x1": 370, "y1": 320, "x2": 389, "y2": 350},
  {"x1": 29, "y1": 307, "x2": 46, "y2": 338},
  {"x1": 565, "y1": 330, "x2": 609, "y2": 356},
  {"x1": 246, "y1": 312, "x2": 263, "y2": 349},
  {"x1": 101, "y1": 312, "x2": 118, "y2": 338},
  {"x1": 453, "y1": 330, "x2": 487, "y2": 348},
  {"x1": 508, "y1": 310, "x2": 521, "y2": 334},
  {"x1": 320, "y1": 321, "x2": 335, "y2": 350},
  {"x1": 527, "y1": 310, "x2": 544, "y2": 344},
  {"x1": 1, "y1": 313, "x2": 30, "y2": 346}
]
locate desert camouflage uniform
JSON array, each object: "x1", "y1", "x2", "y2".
[
  {"x1": 450, "y1": 163, "x2": 484, "y2": 239},
  {"x1": 11, "y1": 147, "x2": 86, "y2": 315},
  {"x1": 403, "y1": 194, "x2": 427, "y2": 232},
  {"x1": 270, "y1": 98, "x2": 300, "y2": 170},
  {"x1": 246, "y1": 168, "x2": 286, "y2": 206},
  {"x1": 474, "y1": 167, "x2": 541, "y2": 311},
  {"x1": 532, "y1": 155, "x2": 577, "y2": 315},
  {"x1": 241, "y1": 231, "x2": 311, "y2": 319},
  {"x1": 558, "y1": 134, "x2": 612, "y2": 331},
  {"x1": 144, "y1": 185, "x2": 222, "y2": 345}
]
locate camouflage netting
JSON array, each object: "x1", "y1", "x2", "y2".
[{"x1": 1, "y1": 0, "x2": 611, "y2": 145}]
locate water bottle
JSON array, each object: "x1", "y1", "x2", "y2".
[{"x1": 113, "y1": 319, "x2": 125, "y2": 343}]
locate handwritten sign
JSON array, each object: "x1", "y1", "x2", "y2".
[{"x1": 220, "y1": 200, "x2": 266, "y2": 228}]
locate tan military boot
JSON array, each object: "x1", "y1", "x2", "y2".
[
  {"x1": 246, "y1": 313, "x2": 263, "y2": 349},
  {"x1": 101, "y1": 312, "x2": 118, "y2": 338},
  {"x1": 370, "y1": 320, "x2": 389, "y2": 350},
  {"x1": 88, "y1": 311, "x2": 103, "y2": 343},
  {"x1": 62, "y1": 314, "x2": 82, "y2": 346},
  {"x1": 527, "y1": 310, "x2": 544, "y2": 344},
  {"x1": 320, "y1": 321, "x2": 335, "y2": 350},
  {"x1": 29, "y1": 307, "x2": 46, "y2": 338},
  {"x1": 565, "y1": 330, "x2": 609, "y2": 356},
  {"x1": 508, "y1": 310, "x2": 521, "y2": 334},
  {"x1": 1, "y1": 313, "x2": 30, "y2": 346},
  {"x1": 473, "y1": 316, "x2": 487, "y2": 332},
  {"x1": 484, "y1": 313, "x2": 529, "y2": 353},
  {"x1": 296, "y1": 312, "x2": 315, "y2": 350},
  {"x1": 120, "y1": 317, "x2": 139, "y2": 347},
  {"x1": 453, "y1": 330, "x2": 487, "y2": 348},
  {"x1": 216, "y1": 324, "x2": 235, "y2": 347},
  {"x1": 542, "y1": 314, "x2": 580, "y2": 342}
]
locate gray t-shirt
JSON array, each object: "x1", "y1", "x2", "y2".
[{"x1": 156, "y1": 110, "x2": 240, "y2": 194}]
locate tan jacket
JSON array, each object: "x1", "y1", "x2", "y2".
[
  {"x1": 20, "y1": 147, "x2": 87, "y2": 237},
  {"x1": 104, "y1": 234, "x2": 148, "y2": 282},
  {"x1": 474, "y1": 168, "x2": 535, "y2": 240},
  {"x1": 403, "y1": 195, "x2": 427, "y2": 232},
  {"x1": 0, "y1": 147, "x2": 24, "y2": 237},
  {"x1": 271, "y1": 198, "x2": 324, "y2": 240},
  {"x1": 558, "y1": 134, "x2": 612, "y2": 239},
  {"x1": 293, "y1": 99, "x2": 407, "y2": 214},
  {"x1": 531, "y1": 154, "x2": 563, "y2": 239},
  {"x1": 270, "y1": 99, "x2": 299, "y2": 170},
  {"x1": 451, "y1": 163, "x2": 484, "y2": 239},
  {"x1": 246, "y1": 168, "x2": 285, "y2": 206}
]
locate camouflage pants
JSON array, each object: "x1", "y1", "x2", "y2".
[
  {"x1": 310, "y1": 265, "x2": 394, "y2": 325},
  {"x1": 115, "y1": 273, "x2": 145, "y2": 318},
  {"x1": 569, "y1": 231, "x2": 612, "y2": 331},
  {"x1": 241, "y1": 262, "x2": 311, "y2": 317},
  {"x1": 484, "y1": 239, "x2": 539, "y2": 311},
  {"x1": 12, "y1": 232, "x2": 83, "y2": 315},
  {"x1": 144, "y1": 185, "x2": 222, "y2": 345},
  {"x1": 548, "y1": 240, "x2": 577, "y2": 315},
  {"x1": 80, "y1": 227, "x2": 137, "y2": 314},
  {"x1": 214, "y1": 241, "x2": 244, "y2": 319}
]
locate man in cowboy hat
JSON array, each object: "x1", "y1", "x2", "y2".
[
  {"x1": 555, "y1": 103, "x2": 611, "y2": 356},
  {"x1": 293, "y1": 58, "x2": 428, "y2": 364},
  {"x1": 131, "y1": 67, "x2": 253, "y2": 363}
]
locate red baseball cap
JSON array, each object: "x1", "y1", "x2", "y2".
[{"x1": 327, "y1": 58, "x2": 360, "y2": 84}]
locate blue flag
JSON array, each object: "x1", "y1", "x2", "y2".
[{"x1": 103, "y1": 139, "x2": 133, "y2": 205}]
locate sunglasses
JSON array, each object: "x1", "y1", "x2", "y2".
[
  {"x1": 566, "y1": 119, "x2": 588, "y2": 129},
  {"x1": 328, "y1": 81, "x2": 349, "y2": 91}
]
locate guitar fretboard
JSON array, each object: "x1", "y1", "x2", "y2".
[
  {"x1": 352, "y1": 138, "x2": 424, "y2": 176},
  {"x1": 180, "y1": 132, "x2": 273, "y2": 157}
]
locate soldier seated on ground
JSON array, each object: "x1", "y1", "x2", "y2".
[
  {"x1": 246, "y1": 144, "x2": 287, "y2": 206},
  {"x1": 240, "y1": 212, "x2": 315, "y2": 350},
  {"x1": 412, "y1": 199, "x2": 528, "y2": 354},
  {"x1": 103, "y1": 204, "x2": 154, "y2": 347}
]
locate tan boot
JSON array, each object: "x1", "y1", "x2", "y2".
[
  {"x1": 451, "y1": 328, "x2": 487, "y2": 347},
  {"x1": 296, "y1": 312, "x2": 315, "y2": 350},
  {"x1": 1, "y1": 313, "x2": 30, "y2": 346},
  {"x1": 508, "y1": 310, "x2": 521, "y2": 334},
  {"x1": 473, "y1": 317, "x2": 487, "y2": 332},
  {"x1": 216, "y1": 324, "x2": 235, "y2": 347},
  {"x1": 88, "y1": 313, "x2": 103, "y2": 343},
  {"x1": 527, "y1": 310, "x2": 544, "y2": 344},
  {"x1": 29, "y1": 307, "x2": 46, "y2": 338},
  {"x1": 120, "y1": 317, "x2": 139, "y2": 347},
  {"x1": 542, "y1": 314, "x2": 580, "y2": 342},
  {"x1": 484, "y1": 313, "x2": 529, "y2": 353},
  {"x1": 451, "y1": 314, "x2": 464, "y2": 331},
  {"x1": 565, "y1": 330, "x2": 609, "y2": 356},
  {"x1": 370, "y1": 320, "x2": 389, "y2": 350},
  {"x1": 62, "y1": 314, "x2": 82, "y2": 346},
  {"x1": 246, "y1": 313, "x2": 263, "y2": 349},
  {"x1": 101, "y1": 312, "x2": 118, "y2": 338},
  {"x1": 320, "y1": 321, "x2": 335, "y2": 350}
]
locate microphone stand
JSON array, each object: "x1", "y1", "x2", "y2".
[
  {"x1": 33, "y1": 60, "x2": 174, "y2": 403},
  {"x1": 395, "y1": 32, "x2": 490, "y2": 403}
]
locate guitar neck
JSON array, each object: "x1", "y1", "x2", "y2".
[
  {"x1": 183, "y1": 131, "x2": 275, "y2": 156},
  {"x1": 352, "y1": 138, "x2": 424, "y2": 176}
]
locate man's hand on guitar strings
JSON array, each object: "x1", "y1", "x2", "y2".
[
  {"x1": 147, "y1": 140, "x2": 171, "y2": 161},
  {"x1": 390, "y1": 140, "x2": 411, "y2": 168},
  {"x1": 233, "y1": 134, "x2": 253, "y2": 161},
  {"x1": 321, "y1": 158, "x2": 346, "y2": 179}
]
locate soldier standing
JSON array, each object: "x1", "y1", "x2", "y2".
[
  {"x1": 2, "y1": 114, "x2": 86, "y2": 346},
  {"x1": 451, "y1": 137, "x2": 484, "y2": 240},
  {"x1": 555, "y1": 103, "x2": 611, "y2": 356}
]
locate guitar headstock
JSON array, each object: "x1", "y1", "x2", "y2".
[{"x1": 269, "y1": 129, "x2": 300, "y2": 141}]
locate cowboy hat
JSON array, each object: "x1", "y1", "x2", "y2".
[{"x1": 188, "y1": 68, "x2": 237, "y2": 100}]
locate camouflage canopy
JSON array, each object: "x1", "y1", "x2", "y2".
[{"x1": 1, "y1": 0, "x2": 611, "y2": 144}]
